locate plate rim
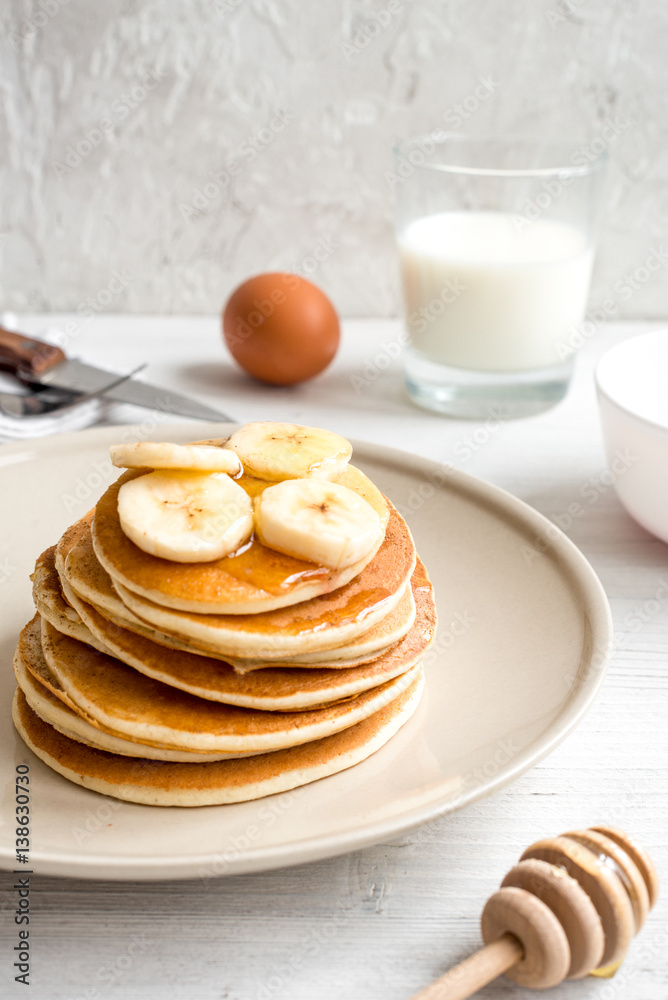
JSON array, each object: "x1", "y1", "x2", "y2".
[{"x1": 0, "y1": 422, "x2": 613, "y2": 880}]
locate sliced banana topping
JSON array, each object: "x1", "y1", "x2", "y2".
[
  {"x1": 110, "y1": 441, "x2": 242, "y2": 475},
  {"x1": 224, "y1": 422, "x2": 352, "y2": 481},
  {"x1": 254, "y1": 479, "x2": 383, "y2": 570},
  {"x1": 117, "y1": 471, "x2": 253, "y2": 563}
]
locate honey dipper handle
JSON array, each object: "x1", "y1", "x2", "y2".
[{"x1": 410, "y1": 933, "x2": 523, "y2": 1000}]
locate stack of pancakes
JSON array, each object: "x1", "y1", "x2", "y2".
[{"x1": 13, "y1": 439, "x2": 436, "y2": 807}]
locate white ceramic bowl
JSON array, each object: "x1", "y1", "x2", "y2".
[{"x1": 595, "y1": 330, "x2": 668, "y2": 544}]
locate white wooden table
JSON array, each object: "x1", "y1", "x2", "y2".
[{"x1": 2, "y1": 315, "x2": 667, "y2": 1000}]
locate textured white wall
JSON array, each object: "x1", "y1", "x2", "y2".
[{"x1": 1, "y1": 0, "x2": 666, "y2": 318}]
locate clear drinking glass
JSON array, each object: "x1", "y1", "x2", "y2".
[{"x1": 394, "y1": 134, "x2": 606, "y2": 418}]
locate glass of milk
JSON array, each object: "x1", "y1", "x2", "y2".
[{"x1": 394, "y1": 135, "x2": 606, "y2": 418}]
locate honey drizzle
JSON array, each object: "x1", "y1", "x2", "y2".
[
  {"x1": 105, "y1": 452, "x2": 391, "y2": 606},
  {"x1": 274, "y1": 588, "x2": 394, "y2": 636},
  {"x1": 222, "y1": 534, "x2": 331, "y2": 594},
  {"x1": 218, "y1": 471, "x2": 355, "y2": 596}
]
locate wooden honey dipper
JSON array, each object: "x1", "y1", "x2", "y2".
[{"x1": 411, "y1": 826, "x2": 659, "y2": 999}]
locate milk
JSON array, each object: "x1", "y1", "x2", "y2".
[{"x1": 398, "y1": 211, "x2": 594, "y2": 372}]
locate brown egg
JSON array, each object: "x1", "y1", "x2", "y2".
[{"x1": 222, "y1": 273, "x2": 340, "y2": 386}]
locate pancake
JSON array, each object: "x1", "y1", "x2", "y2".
[
  {"x1": 37, "y1": 544, "x2": 435, "y2": 709},
  {"x1": 32, "y1": 546, "x2": 82, "y2": 627},
  {"x1": 32, "y1": 615, "x2": 423, "y2": 753},
  {"x1": 18, "y1": 616, "x2": 263, "y2": 759},
  {"x1": 18, "y1": 427, "x2": 436, "y2": 809},
  {"x1": 110, "y1": 504, "x2": 417, "y2": 659},
  {"x1": 33, "y1": 545, "x2": 114, "y2": 654},
  {"x1": 13, "y1": 648, "x2": 247, "y2": 763},
  {"x1": 225, "y1": 588, "x2": 414, "y2": 669},
  {"x1": 75, "y1": 582, "x2": 403, "y2": 671},
  {"x1": 12, "y1": 672, "x2": 424, "y2": 805},
  {"x1": 54, "y1": 513, "x2": 94, "y2": 571},
  {"x1": 92, "y1": 463, "x2": 391, "y2": 615},
  {"x1": 60, "y1": 525, "x2": 415, "y2": 670},
  {"x1": 61, "y1": 526, "x2": 236, "y2": 661},
  {"x1": 63, "y1": 510, "x2": 417, "y2": 661}
]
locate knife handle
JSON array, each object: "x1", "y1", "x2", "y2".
[{"x1": 0, "y1": 326, "x2": 67, "y2": 378}]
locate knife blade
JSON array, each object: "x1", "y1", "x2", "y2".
[
  {"x1": 0, "y1": 365, "x2": 143, "y2": 417},
  {"x1": 0, "y1": 326, "x2": 233, "y2": 423}
]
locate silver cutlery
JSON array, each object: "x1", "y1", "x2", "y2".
[{"x1": 0, "y1": 326, "x2": 232, "y2": 422}]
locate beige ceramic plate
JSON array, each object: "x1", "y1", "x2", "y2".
[{"x1": 0, "y1": 424, "x2": 611, "y2": 880}]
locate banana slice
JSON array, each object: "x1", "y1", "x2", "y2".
[
  {"x1": 224, "y1": 422, "x2": 352, "y2": 481},
  {"x1": 110, "y1": 441, "x2": 242, "y2": 475},
  {"x1": 254, "y1": 479, "x2": 383, "y2": 569},
  {"x1": 117, "y1": 471, "x2": 253, "y2": 563}
]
